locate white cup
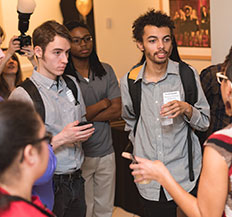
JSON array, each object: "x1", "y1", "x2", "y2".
[
  {"x1": 159, "y1": 102, "x2": 173, "y2": 126},
  {"x1": 160, "y1": 115, "x2": 173, "y2": 126}
]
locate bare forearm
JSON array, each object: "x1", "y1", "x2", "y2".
[
  {"x1": 160, "y1": 170, "x2": 201, "y2": 217},
  {"x1": 86, "y1": 99, "x2": 111, "y2": 121},
  {"x1": 28, "y1": 57, "x2": 37, "y2": 68},
  {"x1": 91, "y1": 98, "x2": 121, "y2": 122},
  {"x1": 51, "y1": 133, "x2": 66, "y2": 151},
  {"x1": 0, "y1": 52, "x2": 13, "y2": 74},
  {"x1": 91, "y1": 105, "x2": 121, "y2": 121}
]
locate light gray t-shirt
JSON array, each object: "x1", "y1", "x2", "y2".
[{"x1": 9, "y1": 70, "x2": 86, "y2": 174}]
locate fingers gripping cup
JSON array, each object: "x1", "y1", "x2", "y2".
[
  {"x1": 160, "y1": 91, "x2": 181, "y2": 126},
  {"x1": 131, "y1": 154, "x2": 151, "y2": 184},
  {"x1": 160, "y1": 103, "x2": 173, "y2": 126}
]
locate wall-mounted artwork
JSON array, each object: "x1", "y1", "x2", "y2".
[{"x1": 160, "y1": 0, "x2": 211, "y2": 60}]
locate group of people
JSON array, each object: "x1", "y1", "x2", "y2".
[
  {"x1": 0, "y1": 17, "x2": 120, "y2": 217},
  {"x1": 0, "y1": 7, "x2": 231, "y2": 217}
]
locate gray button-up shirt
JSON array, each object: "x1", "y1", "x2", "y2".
[
  {"x1": 120, "y1": 59, "x2": 210, "y2": 201},
  {"x1": 9, "y1": 70, "x2": 86, "y2": 174}
]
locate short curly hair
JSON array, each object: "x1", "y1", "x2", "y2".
[{"x1": 132, "y1": 9, "x2": 175, "y2": 42}]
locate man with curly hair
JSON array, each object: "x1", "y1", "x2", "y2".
[{"x1": 120, "y1": 9, "x2": 210, "y2": 217}]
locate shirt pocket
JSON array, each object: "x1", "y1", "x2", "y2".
[{"x1": 45, "y1": 104, "x2": 60, "y2": 127}]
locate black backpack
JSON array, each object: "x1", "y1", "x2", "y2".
[
  {"x1": 19, "y1": 75, "x2": 79, "y2": 123},
  {"x1": 127, "y1": 61, "x2": 198, "y2": 181}
]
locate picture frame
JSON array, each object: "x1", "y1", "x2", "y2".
[{"x1": 160, "y1": 0, "x2": 211, "y2": 60}]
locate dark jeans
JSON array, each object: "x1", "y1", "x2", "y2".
[
  {"x1": 141, "y1": 183, "x2": 198, "y2": 217},
  {"x1": 52, "y1": 169, "x2": 86, "y2": 217}
]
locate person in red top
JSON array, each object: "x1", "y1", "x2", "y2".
[{"x1": 0, "y1": 100, "x2": 55, "y2": 217}]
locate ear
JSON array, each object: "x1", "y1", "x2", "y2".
[
  {"x1": 136, "y1": 41, "x2": 144, "y2": 52},
  {"x1": 23, "y1": 145, "x2": 39, "y2": 166},
  {"x1": 34, "y1": 46, "x2": 43, "y2": 59},
  {"x1": 228, "y1": 91, "x2": 232, "y2": 104}
]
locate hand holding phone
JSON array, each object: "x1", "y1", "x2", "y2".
[
  {"x1": 77, "y1": 121, "x2": 93, "y2": 126},
  {"x1": 122, "y1": 152, "x2": 151, "y2": 184},
  {"x1": 76, "y1": 121, "x2": 93, "y2": 131}
]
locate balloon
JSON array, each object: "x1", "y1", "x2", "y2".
[{"x1": 76, "y1": 0, "x2": 92, "y2": 17}]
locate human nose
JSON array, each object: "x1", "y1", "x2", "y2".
[
  {"x1": 80, "y1": 38, "x2": 87, "y2": 46},
  {"x1": 0, "y1": 48, "x2": 5, "y2": 61},
  {"x1": 8, "y1": 57, "x2": 15, "y2": 63},
  {"x1": 157, "y1": 39, "x2": 164, "y2": 49},
  {"x1": 61, "y1": 52, "x2": 68, "y2": 64}
]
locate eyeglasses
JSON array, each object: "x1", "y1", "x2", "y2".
[
  {"x1": 19, "y1": 131, "x2": 53, "y2": 163},
  {"x1": 72, "y1": 35, "x2": 93, "y2": 45},
  {"x1": 31, "y1": 131, "x2": 53, "y2": 145},
  {"x1": 216, "y1": 72, "x2": 232, "y2": 88},
  {"x1": 216, "y1": 72, "x2": 229, "y2": 84}
]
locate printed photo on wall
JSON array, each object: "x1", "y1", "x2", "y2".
[{"x1": 169, "y1": 0, "x2": 210, "y2": 48}]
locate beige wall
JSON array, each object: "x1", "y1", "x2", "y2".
[
  {"x1": 93, "y1": 0, "x2": 160, "y2": 79},
  {"x1": 182, "y1": 59, "x2": 211, "y2": 74},
  {"x1": 211, "y1": 0, "x2": 232, "y2": 64},
  {"x1": 0, "y1": 0, "x2": 211, "y2": 80}
]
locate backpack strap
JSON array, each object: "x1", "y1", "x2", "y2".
[
  {"x1": 179, "y1": 61, "x2": 198, "y2": 181},
  {"x1": 179, "y1": 61, "x2": 198, "y2": 105},
  {"x1": 20, "y1": 78, "x2": 45, "y2": 122},
  {"x1": 20, "y1": 76, "x2": 79, "y2": 123},
  {"x1": 127, "y1": 65, "x2": 143, "y2": 136},
  {"x1": 62, "y1": 74, "x2": 79, "y2": 105}
]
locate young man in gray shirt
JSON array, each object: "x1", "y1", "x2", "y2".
[
  {"x1": 120, "y1": 10, "x2": 210, "y2": 217},
  {"x1": 10, "y1": 20, "x2": 94, "y2": 217}
]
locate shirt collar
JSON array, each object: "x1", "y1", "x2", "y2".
[
  {"x1": 31, "y1": 70, "x2": 64, "y2": 89},
  {"x1": 134, "y1": 59, "x2": 179, "y2": 83}
]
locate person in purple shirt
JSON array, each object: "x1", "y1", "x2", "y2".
[{"x1": 33, "y1": 143, "x2": 57, "y2": 210}]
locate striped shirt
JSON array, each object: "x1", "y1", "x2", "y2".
[{"x1": 205, "y1": 125, "x2": 232, "y2": 217}]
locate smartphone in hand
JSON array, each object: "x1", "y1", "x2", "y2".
[
  {"x1": 122, "y1": 152, "x2": 138, "y2": 164},
  {"x1": 130, "y1": 153, "x2": 138, "y2": 164},
  {"x1": 76, "y1": 121, "x2": 93, "y2": 131},
  {"x1": 77, "y1": 121, "x2": 93, "y2": 126}
]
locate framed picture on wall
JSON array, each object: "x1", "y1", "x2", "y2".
[{"x1": 160, "y1": 0, "x2": 211, "y2": 60}]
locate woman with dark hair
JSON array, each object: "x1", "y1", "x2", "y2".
[
  {"x1": 0, "y1": 25, "x2": 37, "y2": 100},
  {"x1": 0, "y1": 100, "x2": 55, "y2": 217},
  {"x1": 0, "y1": 26, "x2": 37, "y2": 78},
  {"x1": 0, "y1": 49, "x2": 22, "y2": 99}
]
